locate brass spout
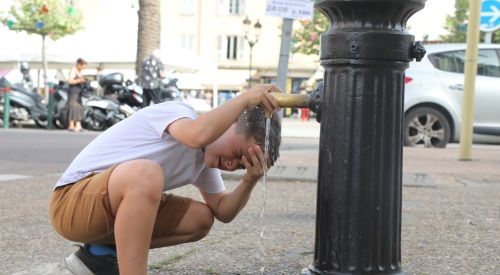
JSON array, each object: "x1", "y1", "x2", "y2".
[
  {"x1": 269, "y1": 81, "x2": 323, "y2": 122},
  {"x1": 270, "y1": 92, "x2": 311, "y2": 109}
]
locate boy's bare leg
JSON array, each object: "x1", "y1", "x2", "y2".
[
  {"x1": 150, "y1": 200, "x2": 214, "y2": 248},
  {"x1": 107, "y1": 160, "x2": 164, "y2": 275}
]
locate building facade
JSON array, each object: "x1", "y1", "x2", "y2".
[{"x1": 160, "y1": 0, "x2": 319, "y2": 94}]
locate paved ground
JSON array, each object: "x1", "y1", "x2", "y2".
[{"x1": 0, "y1": 119, "x2": 499, "y2": 274}]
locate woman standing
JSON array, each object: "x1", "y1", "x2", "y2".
[{"x1": 67, "y1": 58, "x2": 87, "y2": 132}]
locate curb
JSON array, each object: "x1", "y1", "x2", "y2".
[{"x1": 222, "y1": 165, "x2": 437, "y2": 188}]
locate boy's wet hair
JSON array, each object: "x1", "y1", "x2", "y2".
[{"x1": 235, "y1": 107, "x2": 281, "y2": 165}]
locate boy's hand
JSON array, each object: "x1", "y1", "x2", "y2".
[
  {"x1": 243, "y1": 84, "x2": 281, "y2": 114},
  {"x1": 242, "y1": 146, "x2": 268, "y2": 185}
]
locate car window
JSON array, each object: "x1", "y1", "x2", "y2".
[
  {"x1": 477, "y1": 49, "x2": 500, "y2": 77},
  {"x1": 429, "y1": 49, "x2": 500, "y2": 78},
  {"x1": 429, "y1": 50, "x2": 465, "y2": 73}
]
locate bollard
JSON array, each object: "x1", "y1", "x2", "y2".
[
  {"x1": 306, "y1": 0, "x2": 426, "y2": 274},
  {"x1": 0, "y1": 78, "x2": 12, "y2": 129},
  {"x1": 47, "y1": 84, "x2": 55, "y2": 129},
  {"x1": 2, "y1": 89, "x2": 10, "y2": 129}
]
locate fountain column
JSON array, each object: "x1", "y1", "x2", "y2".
[{"x1": 309, "y1": 0, "x2": 426, "y2": 274}]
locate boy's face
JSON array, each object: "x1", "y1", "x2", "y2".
[{"x1": 204, "y1": 125, "x2": 262, "y2": 171}]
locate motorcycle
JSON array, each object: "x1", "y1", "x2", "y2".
[
  {"x1": 159, "y1": 77, "x2": 182, "y2": 102},
  {"x1": 53, "y1": 80, "x2": 130, "y2": 131},
  {"x1": 83, "y1": 95, "x2": 128, "y2": 131},
  {"x1": 52, "y1": 81, "x2": 70, "y2": 129},
  {"x1": 0, "y1": 77, "x2": 48, "y2": 128},
  {"x1": 99, "y1": 72, "x2": 143, "y2": 109},
  {"x1": 120, "y1": 80, "x2": 144, "y2": 110}
]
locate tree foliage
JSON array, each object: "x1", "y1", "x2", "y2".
[
  {"x1": 441, "y1": 0, "x2": 470, "y2": 42},
  {"x1": 441, "y1": 0, "x2": 499, "y2": 43},
  {"x1": 1, "y1": 0, "x2": 83, "y2": 40},
  {"x1": 0, "y1": 0, "x2": 83, "y2": 103},
  {"x1": 292, "y1": 10, "x2": 328, "y2": 56}
]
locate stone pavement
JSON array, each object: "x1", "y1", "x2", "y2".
[
  {"x1": 0, "y1": 118, "x2": 499, "y2": 274},
  {"x1": 280, "y1": 117, "x2": 320, "y2": 139}
]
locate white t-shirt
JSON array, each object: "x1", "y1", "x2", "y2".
[{"x1": 56, "y1": 101, "x2": 225, "y2": 194}]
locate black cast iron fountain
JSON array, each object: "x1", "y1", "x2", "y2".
[{"x1": 270, "y1": 0, "x2": 426, "y2": 274}]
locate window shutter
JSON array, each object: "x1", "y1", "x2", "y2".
[
  {"x1": 229, "y1": 36, "x2": 235, "y2": 59},
  {"x1": 238, "y1": 36, "x2": 245, "y2": 60},
  {"x1": 180, "y1": 34, "x2": 195, "y2": 51},
  {"x1": 180, "y1": 0, "x2": 195, "y2": 15},
  {"x1": 239, "y1": 0, "x2": 245, "y2": 15},
  {"x1": 217, "y1": 35, "x2": 227, "y2": 60},
  {"x1": 179, "y1": 35, "x2": 184, "y2": 49},
  {"x1": 218, "y1": 0, "x2": 229, "y2": 15}
]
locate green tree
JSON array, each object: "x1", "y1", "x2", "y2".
[
  {"x1": 292, "y1": 10, "x2": 328, "y2": 56},
  {"x1": 441, "y1": 0, "x2": 499, "y2": 43},
  {"x1": 1, "y1": 0, "x2": 83, "y2": 97},
  {"x1": 441, "y1": 0, "x2": 469, "y2": 42}
]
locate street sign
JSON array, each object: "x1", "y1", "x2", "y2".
[
  {"x1": 480, "y1": 0, "x2": 500, "y2": 32},
  {"x1": 265, "y1": 0, "x2": 313, "y2": 20}
]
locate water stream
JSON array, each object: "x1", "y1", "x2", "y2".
[{"x1": 259, "y1": 117, "x2": 271, "y2": 274}]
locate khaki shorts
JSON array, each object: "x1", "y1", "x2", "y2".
[{"x1": 49, "y1": 165, "x2": 192, "y2": 244}]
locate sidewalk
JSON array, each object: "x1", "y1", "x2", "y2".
[
  {"x1": 237, "y1": 117, "x2": 500, "y2": 188},
  {"x1": 281, "y1": 117, "x2": 320, "y2": 139},
  {"x1": 2, "y1": 144, "x2": 498, "y2": 274},
  {"x1": 224, "y1": 144, "x2": 500, "y2": 187},
  {"x1": 1, "y1": 120, "x2": 499, "y2": 274}
]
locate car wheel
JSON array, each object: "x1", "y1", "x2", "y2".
[{"x1": 404, "y1": 106, "x2": 451, "y2": 148}]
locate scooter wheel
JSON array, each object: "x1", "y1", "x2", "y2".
[{"x1": 35, "y1": 119, "x2": 48, "y2": 128}]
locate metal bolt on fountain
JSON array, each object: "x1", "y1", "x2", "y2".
[{"x1": 271, "y1": 0, "x2": 426, "y2": 274}]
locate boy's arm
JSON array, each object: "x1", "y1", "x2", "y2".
[
  {"x1": 201, "y1": 146, "x2": 266, "y2": 223},
  {"x1": 167, "y1": 84, "x2": 280, "y2": 149}
]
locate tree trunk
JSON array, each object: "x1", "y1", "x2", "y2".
[
  {"x1": 136, "y1": 0, "x2": 161, "y2": 76},
  {"x1": 42, "y1": 34, "x2": 49, "y2": 102}
]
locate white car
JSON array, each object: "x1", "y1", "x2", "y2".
[{"x1": 404, "y1": 43, "x2": 500, "y2": 148}]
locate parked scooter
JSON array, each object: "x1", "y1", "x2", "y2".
[
  {"x1": 120, "y1": 80, "x2": 144, "y2": 110},
  {"x1": 99, "y1": 72, "x2": 143, "y2": 110},
  {"x1": 83, "y1": 94, "x2": 128, "y2": 131},
  {"x1": 53, "y1": 80, "x2": 129, "y2": 131},
  {"x1": 159, "y1": 77, "x2": 182, "y2": 102},
  {"x1": 0, "y1": 77, "x2": 48, "y2": 128},
  {"x1": 52, "y1": 81, "x2": 97, "y2": 129},
  {"x1": 52, "y1": 81, "x2": 70, "y2": 129}
]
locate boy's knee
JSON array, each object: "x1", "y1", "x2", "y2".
[
  {"x1": 200, "y1": 204, "x2": 214, "y2": 234},
  {"x1": 192, "y1": 202, "x2": 214, "y2": 241},
  {"x1": 123, "y1": 159, "x2": 164, "y2": 199}
]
